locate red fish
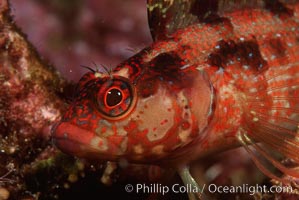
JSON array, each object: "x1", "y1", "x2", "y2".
[{"x1": 53, "y1": 0, "x2": 299, "y2": 198}]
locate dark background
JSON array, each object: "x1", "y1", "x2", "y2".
[{"x1": 10, "y1": 0, "x2": 152, "y2": 82}]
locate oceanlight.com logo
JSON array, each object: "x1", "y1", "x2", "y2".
[
  {"x1": 208, "y1": 184, "x2": 293, "y2": 196},
  {"x1": 124, "y1": 183, "x2": 293, "y2": 196}
]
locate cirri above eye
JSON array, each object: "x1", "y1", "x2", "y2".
[{"x1": 97, "y1": 77, "x2": 135, "y2": 119}]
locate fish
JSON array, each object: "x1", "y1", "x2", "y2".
[{"x1": 52, "y1": 0, "x2": 299, "y2": 199}]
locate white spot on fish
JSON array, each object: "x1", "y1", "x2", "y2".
[
  {"x1": 250, "y1": 111, "x2": 256, "y2": 115},
  {"x1": 223, "y1": 107, "x2": 227, "y2": 113},
  {"x1": 151, "y1": 145, "x2": 164, "y2": 155},
  {"x1": 119, "y1": 137, "x2": 128, "y2": 155},
  {"x1": 216, "y1": 67, "x2": 224, "y2": 74},
  {"x1": 242, "y1": 65, "x2": 249, "y2": 70},
  {"x1": 249, "y1": 88, "x2": 257, "y2": 93},
  {"x1": 63, "y1": 133, "x2": 68, "y2": 139},
  {"x1": 271, "y1": 55, "x2": 276, "y2": 60},
  {"x1": 95, "y1": 72, "x2": 104, "y2": 78},
  {"x1": 181, "y1": 64, "x2": 191, "y2": 69},
  {"x1": 113, "y1": 68, "x2": 129, "y2": 78},
  {"x1": 90, "y1": 137, "x2": 108, "y2": 151},
  {"x1": 253, "y1": 117, "x2": 259, "y2": 122},
  {"x1": 232, "y1": 73, "x2": 239, "y2": 79},
  {"x1": 133, "y1": 144, "x2": 144, "y2": 154}
]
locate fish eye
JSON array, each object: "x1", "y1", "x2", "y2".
[
  {"x1": 105, "y1": 88, "x2": 123, "y2": 107},
  {"x1": 97, "y1": 77, "x2": 135, "y2": 119}
]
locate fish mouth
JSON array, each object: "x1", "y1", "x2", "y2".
[{"x1": 51, "y1": 122, "x2": 120, "y2": 161}]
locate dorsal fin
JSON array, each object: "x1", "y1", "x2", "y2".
[
  {"x1": 147, "y1": 0, "x2": 197, "y2": 40},
  {"x1": 147, "y1": 0, "x2": 198, "y2": 41},
  {"x1": 147, "y1": 0, "x2": 295, "y2": 41}
]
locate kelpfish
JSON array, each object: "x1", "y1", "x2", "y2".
[{"x1": 52, "y1": 0, "x2": 299, "y2": 199}]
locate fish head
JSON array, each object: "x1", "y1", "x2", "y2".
[{"x1": 52, "y1": 51, "x2": 214, "y2": 165}]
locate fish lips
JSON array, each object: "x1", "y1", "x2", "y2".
[{"x1": 51, "y1": 121, "x2": 120, "y2": 161}]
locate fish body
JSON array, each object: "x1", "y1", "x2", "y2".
[{"x1": 53, "y1": 0, "x2": 299, "y2": 183}]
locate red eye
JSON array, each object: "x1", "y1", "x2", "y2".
[{"x1": 97, "y1": 77, "x2": 135, "y2": 119}]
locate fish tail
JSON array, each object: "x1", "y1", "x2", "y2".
[{"x1": 238, "y1": 61, "x2": 299, "y2": 182}]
